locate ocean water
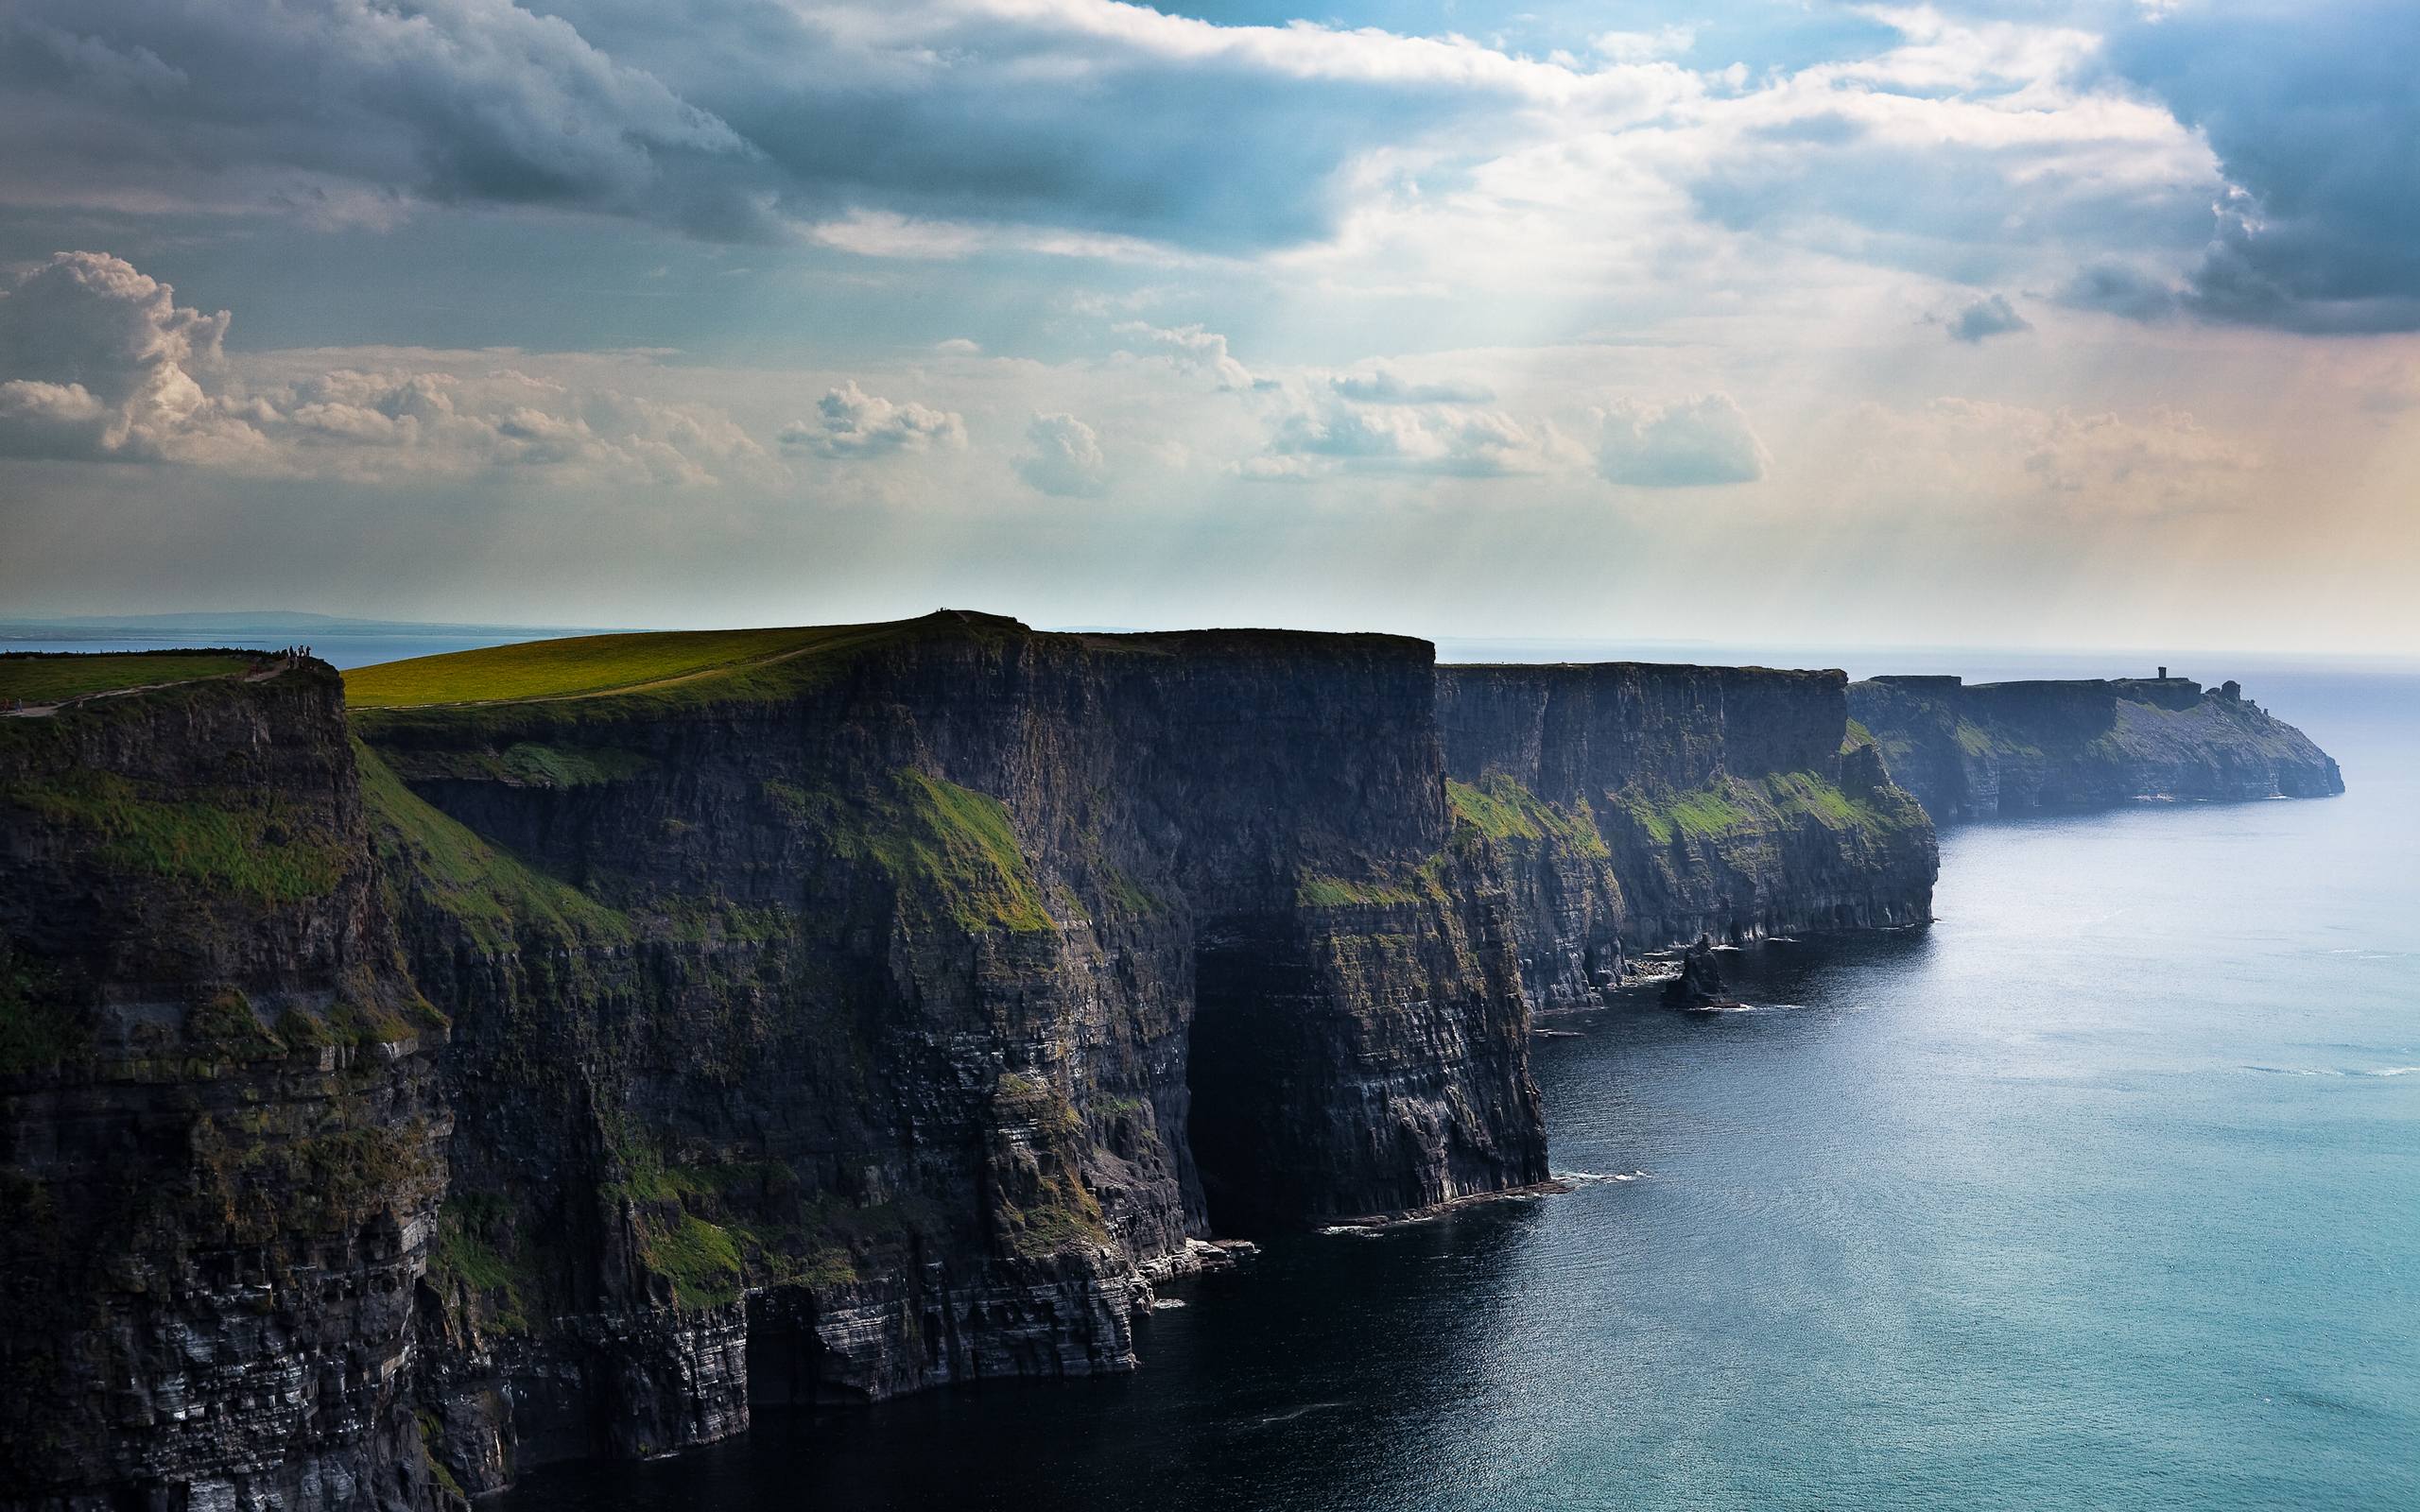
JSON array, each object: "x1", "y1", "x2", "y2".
[
  {"x1": 488, "y1": 663, "x2": 2418, "y2": 1511},
  {"x1": 0, "y1": 634, "x2": 549, "y2": 669}
]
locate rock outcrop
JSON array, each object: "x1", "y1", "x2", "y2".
[
  {"x1": 0, "y1": 662, "x2": 451, "y2": 1512},
  {"x1": 359, "y1": 613, "x2": 1545, "y2": 1494},
  {"x1": 1437, "y1": 663, "x2": 1938, "y2": 1010},
  {"x1": 1846, "y1": 674, "x2": 2344, "y2": 823},
  {"x1": 3, "y1": 616, "x2": 1554, "y2": 1508},
  {"x1": 3, "y1": 620, "x2": 1977, "y2": 1508},
  {"x1": 1660, "y1": 936, "x2": 1734, "y2": 1009}
]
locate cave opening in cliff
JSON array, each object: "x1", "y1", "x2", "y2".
[{"x1": 1184, "y1": 919, "x2": 1321, "y2": 1235}]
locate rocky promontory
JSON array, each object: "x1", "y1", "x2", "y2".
[{"x1": 1846, "y1": 672, "x2": 2344, "y2": 823}]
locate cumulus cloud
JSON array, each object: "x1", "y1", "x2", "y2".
[
  {"x1": 1944, "y1": 293, "x2": 2032, "y2": 343},
  {"x1": 2101, "y1": 0, "x2": 2420, "y2": 333},
  {"x1": 1596, "y1": 394, "x2": 1768, "y2": 488},
  {"x1": 1328, "y1": 367, "x2": 1495, "y2": 404},
  {"x1": 1113, "y1": 322, "x2": 1253, "y2": 389},
  {"x1": 1015, "y1": 412, "x2": 1108, "y2": 496},
  {"x1": 0, "y1": 250, "x2": 769, "y2": 483},
  {"x1": 780, "y1": 381, "x2": 965, "y2": 457},
  {"x1": 0, "y1": 251, "x2": 264, "y2": 464},
  {"x1": 1245, "y1": 390, "x2": 1552, "y2": 480}
]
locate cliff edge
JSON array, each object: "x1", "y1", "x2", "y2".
[
  {"x1": 1847, "y1": 673, "x2": 2344, "y2": 823},
  {"x1": 1438, "y1": 663, "x2": 1938, "y2": 1011}
]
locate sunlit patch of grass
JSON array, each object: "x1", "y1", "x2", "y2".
[
  {"x1": 343, "y1": 623, "x2": 909, "y2": 708},
  {"x1": 0, "y1": 652, "x2": 260, "y2": 705}
]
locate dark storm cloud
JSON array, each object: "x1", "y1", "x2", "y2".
[
  {"x1": 0, "y1": 0, "x2": 1613, "y2": 253},
  {"x1": 2100, "y1": 0, "x2": 2420, "y2": 334},
  {"x1": 1945, "y1": 293, "x2": 2031, "y2": 344},
  {"x1": 0, "y1": 0, "x2": 767, "y2": 235}
]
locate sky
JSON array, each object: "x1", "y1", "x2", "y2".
[{"x1": 1, "y1": 0, "x2": 2415, "y2": 654}]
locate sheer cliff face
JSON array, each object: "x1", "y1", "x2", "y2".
[
  {"x1": 0, "y1": 665, "x2": 449, "y2": 1512},
  {"x1": 1438, "y1": 664, "x2": 1938, "y2": 1008},
  {"x1": 1847, "y1": 676, "x2": 2346, "y2": 823},
  {"x1": 349, "y1": 616, "x2": 1545, "y2": 1491}
]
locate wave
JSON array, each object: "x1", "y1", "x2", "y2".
[
  {"x1": 2244, "y1": 1063, "x2": 2420, "y2": 1079},
  {"x1": 1245, "y1": 1402, "x2": 1341, "y2": 1429}
]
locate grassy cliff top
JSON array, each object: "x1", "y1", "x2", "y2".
[
  {"x1": 343, "y1": 621, "x2": 934, "y2": 709},
  {"x1": 1443, "y1": 661, "x2": 1846, "y2": 682},
  {"x1": 0, "y1": 650, "x2": 264, "y2": 706}
]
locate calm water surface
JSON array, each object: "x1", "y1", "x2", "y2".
[{"x1": 499, "y1": 667, "x2": 2420, "y2": 1506}]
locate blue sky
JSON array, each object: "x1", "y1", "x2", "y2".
[{"x1": 1, "y1": 0, "x2": 2414, "y2": 652}]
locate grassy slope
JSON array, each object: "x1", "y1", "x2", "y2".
[
  {"x1": 343, "y1": 623, "x2": 911, "y2": 708},
  {"x1": 0, "y1": 652, "x2": 259, "y2": 705}
]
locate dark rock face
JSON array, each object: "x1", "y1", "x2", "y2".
[
  {"x1": 1437, "y1": 663, "x2": 1939, "y2": 1009},
  {"x1": 0, "y1": 664, "x2": 451, "y2": 1512},
  {"x1": 1847, "y1": 675, "x2": 2345, "y2": 823},
  {"x1": 346, "y1": 616, "x2": 1546, "y2": 1491},
  {"x1": 2, "y1": 620, "x2": 1956, "y2": 1506},
  {"x1": 1661, "y1": 936, "x2": 1732, "y2": 1008}
]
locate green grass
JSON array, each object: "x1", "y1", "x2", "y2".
[
  {"x1": 791, "y1": 769, "x2": 1055, "y2": 935},
  {"x1": 1952, "y1": 718, "x2": 1999, "y2": 757},
  {"x1": 430, "y1": 1193, "x2": 538, "y2": 1333},
  {"x1": 9, "y1": 769, "x2": 350, "y2": 904},
  {"x1": 344, "y1": 623, "x2": 911, "y2": 708},
  {"x1": 0, "y1": 947, "x2": 82, "y2": 1076},
  {"x1": 1666, "y1": 785, "x2": 1753, "y2": 838},
  {"x1": 1447, "y1": 774, "x2": 1610, "y2": 857},
  {"x1": 354, "y1": 739, "x2": 631, "y2": 950},
  {"x1": 638, "y1": 1211, "x2": 746, "y2": 1311},
  {"x1": 1619, "y1": 769, "x2": 1924, "y2": 849},
  {"x1": 0, "y1": 652, "x2": 260, "y2": 706},
  {"x1": 1295, "y1": 872, "x2": 1428, "y2": 908}
]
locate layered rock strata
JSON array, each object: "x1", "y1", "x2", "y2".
[
  {"x1": 0, "y1": 662, "x2": 450, "y2": 1512},
  {"x1": 3, "y1": 616, "x2": 1551, "y2": 1507},
  {"x1": 1437, "y1": 663, "x2": 1939, "y2": 1010},
  {"x1": 1847, "y1": 674, "x2": 2344, "y2": 823}
]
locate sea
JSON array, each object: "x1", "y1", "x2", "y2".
[{"x1": 21, "y1": 629, "x2": 2416, "y2": 1509}]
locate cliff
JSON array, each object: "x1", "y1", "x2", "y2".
[
  {"x1": 1846, "y1": 674, "x2": 2344, "y2": 823},
  {"x1": 1, "y1": 617, "x2": 1548, "y2": 1507},
  {"x1": 1437, "y1": 663, "x2": 1938, "y2": 1009},
  {"x1": 2, "y1": 622, "x2": 1965, "y2": 1507},
  {"x1": 0, "y1": 658, "x2": 451, "y2": 1512},
  {"x1": 358, "y1": 612, "x2": 1544, "y2": 1493}
]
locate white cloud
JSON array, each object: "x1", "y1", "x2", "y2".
[
  {"x1": 1592, "y1": 26, "x2": 1695, "y2": 63},
  {"x1": 1247, "y1": 388, "x2": 1559, "y2": 480},
  {"x1": 1113, "y1": 321, "x2": 1253, "y2": 389},
  {"x1": 1329, "y1": 366, "x2": 1495, "y2": 404},
  {"x1": 1015, "y1": 411, "x2": 1108, "y2": 496},
  {"x1": 0, "y1": 250, "x2": 265, "y2": 464},
  {"x1": 781, "y1": 380, "x2": 966, "y2": 457},
  {"x1": 1596, "y1": 394, "x2": 1769, "y2": 488},
  {"x1": 0, "y1": 250, "x2": 772, "y2": 484}
]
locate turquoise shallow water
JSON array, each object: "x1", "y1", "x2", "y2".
[{"x1": 506, "y1": 667, "x2": 2420, "y2": 1511}]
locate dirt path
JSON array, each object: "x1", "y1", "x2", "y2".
[{"x1": 2, "y1": 658, "x2": 293, "y2": 719}]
